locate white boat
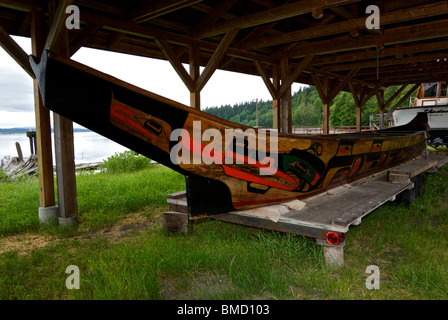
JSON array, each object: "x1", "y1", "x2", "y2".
[{"x1": 393, "y1": 82, "x2": 448, "y2": 147}]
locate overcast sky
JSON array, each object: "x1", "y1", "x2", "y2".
[{"x1": 0, "y1": 36, "x2": 305, "y2": 128}]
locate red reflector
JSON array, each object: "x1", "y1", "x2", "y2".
[{"x1": 326, "y1": 232, "x2": 341, "y2": 245}]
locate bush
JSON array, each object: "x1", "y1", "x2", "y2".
[
  {"x1": 100, "y1": 151, "x2": 153, "y2": 174},
  {"x1": 0, "y1": 169, "x2": 10, "y2": 183}
]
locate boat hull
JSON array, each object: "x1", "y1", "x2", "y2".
[
  {"x1": 30, "y1": 51, "x2": 429, "y2": 216},
  {"x1": 393, "y1": 105, "x2": 448, "y2": 146}
]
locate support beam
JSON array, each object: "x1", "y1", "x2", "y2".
[
  {"x1": 48, "y1": 0, "x2": 78, "y2": 226},
  {"x1": 44, "y1": 0, "x2": 75, "y2": 51},
  {"x1": 31, "y1": 7, "x2": 56, "y2": 216},
  {"x1": 356, "y1": 105, "x2": 362, "y2": 132},
  {"x1": 312, "y1": 73, "x2": 330, "y2": 134},
  {"x1": 328, "y1": 66, "x2": 360, "y2": 102},
  {"x1": 53, "y1": 114, "x2": 78, "y2": 226},
  {"x1": 245, "y1": 2, "x2": 448, "y2": 50},
  {"x1": 195, "y1": 0, "x2": 355, "y2": 38},
  {"x1": 69, "y1": 23, "x2": 100, "y2": 56},
  {"x1": 0, "y1": 25, "x2": 35, "y2": 78},
  {"x1": 385, "y1": 84, "x2": 421, "y2": 118},
  {"x1": 196, "y1": 28, "x2": 239, "y2": 92},
  {"x1": 253, "y1": 60, "x2": 279, "y2": 100},
  {"x1": 281, "y1": 58, "x2": 292, "y2": 133},
  {"x1": 155, "y1": 38, "x2": 195, "y2": 92},
  {"x1": 375, "y1": 89, "x2": 385, "y2": 129},
  {"x1": 278, "y1": 54, "x2": 314, "y2": 99},
  {"x1": 272, "y1": 64, "x2": 281, "y2": 130},
  {"x1": 189, "y1": 45, "x2": 201, "y2": 110},
  {"x1": 348, "y1": 81, "x2": 366, "y2": 132}
]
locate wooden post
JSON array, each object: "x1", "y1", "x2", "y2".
[
  {"x1": 189, "y1": 45, "x2": 201, "y2": 110},
  {"x1": 312, "y1": 73, "x2": 331, "y2": 135},
  {"x1": 281, "y1": 58, "x2": 292, "y2": 133},
  {"x1": 272, "y1": 64, "x2": 280, "y2": 130},
  {"x1": 31, "y1": 7, "x2": 58, "y2": 223},
  {"x1": 376, "y1": 89, "x2": 385, "y2": 129},
  {"x1": 356, "y1": 106, "x2": 362, "y2": 132},
  {"x1": 48, "y1": 0, "x2": 78, "y2": 226},
  {"x1": 321, "y1": 77, "x2": 330, "y2": 135}
]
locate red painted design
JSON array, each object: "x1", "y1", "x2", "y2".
[{"x1": 111, "y1": 105, "x2": 153, "y2": 143}]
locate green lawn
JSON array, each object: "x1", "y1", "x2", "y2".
[{"x1": 0, "y1": 154, "x2": 447, "y2": 300}]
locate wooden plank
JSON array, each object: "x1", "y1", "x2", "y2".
[
  {"x1": 279, "y1": 173, "x2": 413, "y2": 232},
  {"x1": 388, "y1": 159, "x2": 438, "y2": 183}
]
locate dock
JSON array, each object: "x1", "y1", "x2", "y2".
[{"x1": 167, "y1": 153, "x2": 447, "y2": 267}]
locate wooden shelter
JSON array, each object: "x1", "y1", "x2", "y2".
[{"x1": 1, "y1": 0, "x2": 448, "y2": 225}]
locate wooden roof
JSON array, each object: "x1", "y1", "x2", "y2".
[{"x1": 1, "y1": 0, "x2": 448, "y2": 91}]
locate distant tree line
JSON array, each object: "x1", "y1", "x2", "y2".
[{"x1": 205, "y1": 85, "x2": 418, "y2": 127}]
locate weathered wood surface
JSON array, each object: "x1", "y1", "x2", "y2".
[
  {"x1": 387, "y1": 158, "x2": 437, "y2": 183},
  {"x1": 427, "y1": 152, "x2": 448, "y2": 173},
  {"x1": 0, "y1": 154, "x2": 38, "y2": 179},
  {"x1": 279, "y1": 173, "x2": 412, "y2": 233}
]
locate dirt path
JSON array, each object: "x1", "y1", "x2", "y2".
[{"x1": 0, "y1": 212, "x2": 160, "y2": 256}]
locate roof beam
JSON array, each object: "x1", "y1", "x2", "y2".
[
  {"x1": 312, "y1": 39, "x2": 448, "y2": 67},
  {"x1": 191, "y1": 0, "x2": 238, "y2": 35},
  {"x1": 244, "y1": 2, "x2": 448, "y2": 50},
  {"x1": 130, "y1": 0, "x2": 203, "y2": 23},
  {"x1": 194, "y1": 0, "x2": 359, "y2": 39},
  {"x1": 283, "y1": 18, "x2": 448, "y2": 58},
  {"x1": 79, "y1": 11, "x2": 278, "y2": 64}
]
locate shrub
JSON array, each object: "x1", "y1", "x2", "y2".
[{"x1": 100, "y1": 151, "x2": 153, "y2": 174}]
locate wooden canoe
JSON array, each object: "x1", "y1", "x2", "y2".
[{"x1": 30, "y1": 51, "x2": 429, "y2": 217}]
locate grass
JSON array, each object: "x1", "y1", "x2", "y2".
[{"x1": 0, "y1": 151, "x2": 448, "y2": 300}]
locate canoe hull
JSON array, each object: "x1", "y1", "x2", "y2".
[{"x1": 30, "y1": 52, "x2": 429, "y2": 216}]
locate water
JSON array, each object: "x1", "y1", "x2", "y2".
[{"x1": 0, "y1": 131, "x2": 129, "y2": 165}]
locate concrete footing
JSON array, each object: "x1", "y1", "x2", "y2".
[
  {"x1": 38, "y1": 206, "x2": 59, "y2": 225},
  {"x1": 317, "y1": 239, "x2": 345, "y2": 267},
  {"x1": 162, "y1": 211, "x2": 191, "y2": 234},
  {"x1": 58, "y1": 216, "x2": 77, "y2": 228},
  {"x1": 323, "y1": 245, "x2": 345, "y2": 267}
]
